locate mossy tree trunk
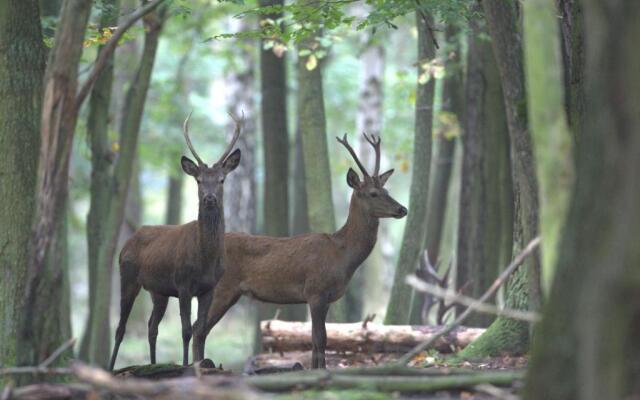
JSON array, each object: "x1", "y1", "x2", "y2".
[
  {"x1": 523, "y1": 0, "x2": 574, "y2": 293},
  {"x1": 385, "y1": 11, "x2": 435, "y2": 325},
  {"x1": 526, "y1": 2, "x2": 640, "y2": 398},
  {"x1": 0, "y1": 0, "x2": 46, "y2": 374},
  {"x1": 88, "y1": 6, "x2": 167, "y2": 368},
  {"x1": 458, "y1": 0, "x2": 541, "y2": 357}
]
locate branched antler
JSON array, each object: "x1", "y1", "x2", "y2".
[
  {"x1": 183, "y1": 111, "x2": 204, "y2": 166},
  {"x1": 363, "y1": 132, "x2": 381, "y2": 176},
  {"x1": 218, "y1": 111, "x2": 244, "y2": 165},
  {"x1": 336, "y1": 133, "x2": 370, "y2": 177}
]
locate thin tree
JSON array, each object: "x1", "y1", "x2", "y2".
[
  {"x1": 526, "y1": 1, "x2": 640, "y2": 398},
  {"x1": 81, "y1": 0, "x2": 122, "y2": 362},
  {"x1": 384, "y1": 11, "x2": 435, "y2": 325},
  {"x1": 410, "y1": 25, "x2": 463, "y2": 325},
  {"x1": 87, "y1": 4, "x2": 168, "y2": 367}
]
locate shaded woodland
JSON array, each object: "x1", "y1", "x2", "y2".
[{"x1": 1, "y1": 0, "x2": 639, "y2": 399}]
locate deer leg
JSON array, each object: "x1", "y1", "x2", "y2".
[
  {"x1": 309, "y1": 300, "x2": 329, "y2": 369},
  {"x1": 193, "y1": 288, "x2": 241, "y2": 362},
  {"x1": 191, "y1": 289, "x2": 214, "y2": 362},
  {"x1": 109, "y1": 278, "x2": 141, "y2": 371},
  {"x1": 178, "y1": 291, "x2": 193, "y2": 366},
  {"x1": 148, "y1": 293, "x2": 168, "y2": 364}
]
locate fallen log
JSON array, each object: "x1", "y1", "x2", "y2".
[{"x1": 260, "y1": 320, "x2": 485, "y2": 353}]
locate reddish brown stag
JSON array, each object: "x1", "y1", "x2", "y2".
[
  {"x1": 192, "y1": 133, "x2": 407, "y2": 368},
  {"x1": 108, "y1": 113, "x2": 242, "y2": 370}
]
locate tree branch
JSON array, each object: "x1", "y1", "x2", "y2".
[
  {"x1": 75, "y1": 0, "x2": 166, "y2": 107},
  {"x1": 406, "y1": 275, "x2": 541, "y2": 322},
  {"x1": 396, "y1": 237, "x2": 541, "y2": 365}
]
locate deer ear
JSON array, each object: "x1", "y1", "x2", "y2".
[
  {"x1": 378, "y1": 169, "x2": 394, "y2": 186},
  {"x1": 346, "y1": 168, "x2": 361, "y2": 189},
  {"x1": 181, "y1": 156, "x2": 199, "y2": 177},
  {"x1": 222, "y1": 148, "x2": 241, "y2": 174}
]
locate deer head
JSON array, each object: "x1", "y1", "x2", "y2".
[
  {"x1": 180, "y1": 112, "x2": 243, "y2": 211},
  {"x1": 337, "y1": 133, "x2": 407, "y2": 219}
]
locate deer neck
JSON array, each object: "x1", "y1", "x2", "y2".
[
  {"x1": 335, "y1": 193, "x2": 379, "y2": 273},
  {"x1": 197, "y1": 203, "x2": 224, "y2": 269}
]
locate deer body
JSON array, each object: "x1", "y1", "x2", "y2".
[
  {"x1": 192, "y1": 134, "x2": 406, "y2": 368},
  {"x1": 108, "y1": 113, "x2": 242, "y2": 370}
]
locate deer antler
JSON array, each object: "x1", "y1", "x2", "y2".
[
  {"x1": 217, "y1": 111, "x2": 244, "y2": 165},
  {"x1": 336, "y1": 134, "x2": 370, "y2": 177},
  {"x1": 363, "y1": 132, "x2": 381, "y2": 177},
  {"x1": 183, "y1": 111, "x2": 205, "y2": 166}
]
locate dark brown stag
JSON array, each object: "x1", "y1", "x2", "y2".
[
  {"x1": 192, "y1": 133, "x2": 407, "y2": 368},
  {"x1": 108, "y1": 113, "x2": 242, "y2": 370}
]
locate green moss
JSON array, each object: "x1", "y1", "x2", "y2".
[{"x1": 454, "y1": 316, "x2": 528, "y2": 361}]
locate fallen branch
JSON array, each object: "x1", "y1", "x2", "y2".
[
  {"x1": 396, "y1": 237, "x2": 541, "y2": 365},
  {"x1": 406, "y1": 275, "x2": 541, "y2": 322},
  {"x1": 261, "y1": 320, "x2": 485, "y2": 353},
  {"x1": 0, "y1": 337, "x2": 75, "y2": 376}
]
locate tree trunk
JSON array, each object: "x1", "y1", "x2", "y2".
[
  {"x1": 297, "y1": 27, "x2": 343, "y2": 322},
  {"x1": 260, "y1": 320, "x2": 485, "y2": 354},
  {"x1": 18, "y1": 0, "x2": 92, "y2": 370},
  {"x1": 348, "y1": 26, "x2": 386, "y2": 323},
  {"x1": 224, "y1": 17, "x2": 257, "y2": 234},
  {"x1": 526, "y1": 2, "x2": 640, "y2": 398},
  {"x1": 557, "y1": 0, "x2": 584, "y2": 142},
  {"x1": 0, "y1": 0, "x2": 45, "y2": 373},
  {"x1": 523, "y1": 0, "x2": 574, "y2": 293},
  {"x1": 88, "y1": 6, "x2": 167, "y2": 367},
  {"x1": 410, "y1": 27, "x2": 462, "y2": 325},
  {"x1": 291, "y1": 126, "x2": 309, "y2": 236},
  {"x1": 260, "y1": 0, "x2": 289, "y2": 239},
  {"x1": 165, "y1": 174, "x2": 184, "y2": 225},
  {"x1": 384, "y1": 11, "x2": 435, "y2": 325},
  {"x1": 458, "y1": 0, "x2": 541, "y2": 357},
  {"x1": 80, "y1": 0, "x2": 121, "y2": 362},
  {"x1": 455, "y1": 15, "x2": 513, "y2": 328}
]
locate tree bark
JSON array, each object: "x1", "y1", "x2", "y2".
[
  {"x1": 457, "y1": 0, "x2": 541, "y2": 357},
  {"x1": 523, "y1": 0, "x2": 574, "y2": 293},
  {"x1": 80, "y1": 0, "x2": 121, "y2": 362},
  {"x1": 0, "y1": 0, "x2": 46, "y2": 374},
  {"x1": 88, "y1": 5, "x2": 167, "y2": 367},
  {"x1": 260, "y1": 320, "x2": 484, "y2": 353},
  {"x1": 526, "y1": 2, "x2": 640, "y2": 398},
  {"x1": 19, "y1": 0, "x2": 92, "y2": 370},
  {"x1": 384, "y1": 11, "x2": 435, "y2": 325}
]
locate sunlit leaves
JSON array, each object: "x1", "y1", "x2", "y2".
[{"x1": 305, "y1": 54, "x2": 318, "y2": 70}]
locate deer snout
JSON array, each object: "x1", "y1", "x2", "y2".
[
  {"x1": 203, "y1": 194, "x2": 217, "y2": 208},
  {"x1": 395, "y1": 205, "x2": 408, "y2": 218}
]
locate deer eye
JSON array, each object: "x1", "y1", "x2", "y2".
[
  {"x1": 219, "y1": 178, "x2": 225, "y2": 184},
  {"x1": 370, "y1": 191, "x2": 378, "y2": 198}
]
